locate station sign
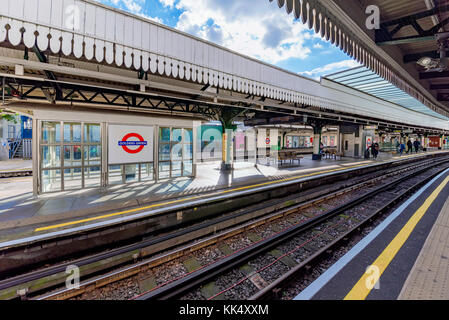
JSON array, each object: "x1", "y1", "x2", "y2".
[
  {"x1": 108, "y1": 125, "x2": 154, "y2": 164},
  {"x1": 366, "y1": 136, "x2": 372, "y2": 150}
]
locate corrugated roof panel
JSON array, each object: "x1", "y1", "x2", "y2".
[{"x1": 324, "y1": 67, "x2": 449, "y2": 121}]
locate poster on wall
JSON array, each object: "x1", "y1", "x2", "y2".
[
  {"x1": 366, "y1": 136, "x2": 372, "y2": 150},
  {"x1": 108, "y1": 125, "x2": 154, "y2": 164},
  {"x1": 235, "y1": 132, "x2": 245, "y2": 152}
]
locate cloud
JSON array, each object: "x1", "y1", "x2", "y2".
[
  {"x1": 109, "y1": 0, "x2": 144, "y2": 14},
  {"x1": 159, "y1": 0, "x2": 176, "y2": 8},
  {"x1": 95, "y1": 0, "x2": 163, "y2": 23},
  {"x1": 300, "y1": 60, "x2": 361, "y2": 80},
  {"x1": 173, "y1": 0, "x2": 314, "y2": 64}
]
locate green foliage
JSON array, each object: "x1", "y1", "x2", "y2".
[{"x1": 0, "y1": 113, "x2": 18, "y2": 123}]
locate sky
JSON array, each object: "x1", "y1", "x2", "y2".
[{"x1": 95, "y1": 0, "x2": 360, "y2": 80}]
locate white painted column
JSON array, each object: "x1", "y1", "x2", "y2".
[
  {"x1": 193, "y1": 121, "x2": 201, "y2": 177},
  {"x1": 32, "y1": 118, "x2": 39, "y2": 197}
]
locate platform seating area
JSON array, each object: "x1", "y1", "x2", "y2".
[
  {"x1": 277, "y1": 150, "x2": 304, "y2": 166},
  {"x1": 322, "y1": 148, "x2": 343, "y2": 160}
]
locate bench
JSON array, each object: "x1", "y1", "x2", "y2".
[
  {"x1": 323, "y1": 148, "x2": 342, "y2": 160},
  {"x1": 277, "y1": 150, "x2": 304, "y2": 166}
]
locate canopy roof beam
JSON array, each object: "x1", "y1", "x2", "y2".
[{"x1": 375, "y1": 5, "x2": 449, "y2": 46}]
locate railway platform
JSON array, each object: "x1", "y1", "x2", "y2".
[
  {"x1": 294, "y1": 165, "x2": 449, "y2": 300},
  {"x1": 0, "y1": 151, "x2": 445, "y2": 246},
  {"x1": 0, "y1": 160, "x2": 32, "y2": 178}
]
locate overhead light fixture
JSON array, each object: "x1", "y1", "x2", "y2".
[
  {"x1": 417, "y1": 38, "x2": 449, "y2": 72},
  {"x1": 417, "y1": 57, "x2": 433, "y2": 67},
  {"x1": 417, "y1": 56, "x2": 445, "y2": 72},
  {"x1": 246, "y1": 112, "x2": 256, "y2": 119}
]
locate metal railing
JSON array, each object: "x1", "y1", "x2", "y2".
[
  {"x1": 8, "y1": 131, "x2": 22, "y2": 159},
  {"x1": 22, "y1": 139, "x2": 32, "y2": 159}
]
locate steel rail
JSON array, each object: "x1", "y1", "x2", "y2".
[
  {"x1": 250, "y1": 165, "x2": 449, "y2": 300},
  {"x1": 0, "y1": 156, "x2": 442, "y2": 299},
  {"x1": 135, "y1": 159, "x2": 449, "y2": 300}
]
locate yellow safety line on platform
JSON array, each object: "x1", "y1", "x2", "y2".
[
  {"x1": 344, "y1": 174, "x2": 449, "y2": 300},
  {"x1": 34, "y1": 163, "x2": 371, "y2": 232},
  {"x1": 0, "y1": 169, "x2": 32, "y2": 173}
]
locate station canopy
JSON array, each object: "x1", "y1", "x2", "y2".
[{"x1": 325, "y1": 66, "x2": 449, "y2": 121}]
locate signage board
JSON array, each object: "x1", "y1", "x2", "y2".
[
  {"x1": 108, "y1": 125, "x2": 154, "y2": 164},
  {"x1": 366, "y1": 136, "x2": 372, "y2": 150}
]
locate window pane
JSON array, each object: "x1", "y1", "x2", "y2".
[
  {"x1": 42, "y1": 122, "x2": 60, "y2": 144},
  {"x1": 183, "y1": 161, "x2": 193, "y2": 176},
  {"x1": 183, "y1": 144, "x2": 193, "y2": 160},
  {"x1": 64, "y1": 145, "x2": 82, "y2": 167},
  {"x1": 124, "y1": 164, "x2": 138, "y2": 183},
  {"x1": 63, "y1": 168, "x2": 82, "y2": 190},
  {"x1": 84, "y1": 166, "x2": 101, "y2": 188},
  {"x1": 184, "y1": 129, "x2": 192, "y2": 143},
  {"x1": 85, "y1": 124, "x2": 101, "y2": 143},
  {"x1": 8, "y1": 125, "x2": 16, "y2": 139},
  {"x1": 159, "y1": 144, "x2": 171, "y2": 161},
  {"x1": 160, "y1": 127, "x2": 171, "y2": 142},
  {"x1": 84, "y1": 146, "x2": 101, "y2": 166},
  {"x1": 172, "y1": 128, "x2": 182, "y2": 142},
  {"x1": 141, "y1": 163, "x2": 154, "y2": 181},
  {"x1": 172, "y1": 161, "x2": 182, "y2": 177},
  {"x1": 42, "y1": 146, "x2": 61, "y2": 168},
  {"x1": 158, "y1": 162, "x2": 170, "y2": 179},
  {"x1": 64, "y1": 123, "x2": 81, "y2": 143},
  {"x1": 42, "y1": 169, "x2": 61, "y2": 192},
  {"x1": 171, "y1": 143, "x2": 183, "y2": 161},
  {"x1": 108, "y1": 165, "x2": 123, "y2": 185}
]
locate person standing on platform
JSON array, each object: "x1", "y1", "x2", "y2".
[
  {"x1": 371, "y1": 142, "x2": 379, "y2": 159},
  {"x1": 407, "y1": 140, "x2": 413, "y2": 154},
  {"x1": 413, "y1": 140, "x2": 420, "y2": 154},
  {"x1": 399, "y1": 142, "x2": 406, "y2": 155}
]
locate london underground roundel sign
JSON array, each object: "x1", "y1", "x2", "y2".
[
  {"x1": 118, "y1": 133, "x2": 148, "y2": 154},
  {"x1": 109, "y1": 125, "x2": 154, "y2": 165}
]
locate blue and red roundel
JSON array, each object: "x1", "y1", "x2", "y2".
[{"x1": 118, "y1": 133, "x2": 148, "y2": 154}]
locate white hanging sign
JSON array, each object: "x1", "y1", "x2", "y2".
[{"x1": 108, "y1": 125, "x2": 154, "y2": 164}]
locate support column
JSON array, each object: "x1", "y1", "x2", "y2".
[
  {"x1": 219, "y1": 111, "x2": 237, "y2": 172},
  {"x1": 221, "y1": 126, "x2": 234, "y2": 171},
  {"x1": 312, "y1": 123, "x2": 323, "y2": 160},
  {"x1": 282, "y1": 131, "x2": 287, "y2": 149},
  {"x1": 423, "y1": 133, "x2": 429, "y2": 151},
  {"x1": 32, "y1": 118, "x2": 39, "y2": 197},
  {"x1": 193, "y1": 121, "x2": 201, "y2": 177}
]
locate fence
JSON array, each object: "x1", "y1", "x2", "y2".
[{"x1": 22, "y1": 139, "x2": 32, "y2": 159}]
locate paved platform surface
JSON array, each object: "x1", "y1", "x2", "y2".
[
  {"x1": 0, "y1": 160, "x2": 32, "y2": 172},
  {"x1": 294, "y1": 166, "x2": 449, "y2": 300},
  {"x1": 399, "y1": 197, "x2": 449, "y2": 300},
  {"x1": 0, "y1": 152, "x2": 442, "y2": 245}
]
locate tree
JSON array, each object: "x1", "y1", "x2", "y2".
[{"x1": 0, "y1": 111, "x2": 17, "y2": 123}]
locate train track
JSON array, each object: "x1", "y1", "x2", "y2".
[
  {"x1": 131, "y1": 159, "x2": 449, "y2": 300},
  {"x1": 0, "y1": 170, "x2": 32, "y2": 178},
  {"x1": 8, "y1": 156, "x2": 442, "y2": 300}
]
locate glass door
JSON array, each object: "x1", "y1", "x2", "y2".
[{"x1": 158, "y1": 127, "x2": 193, "y2": 179}]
